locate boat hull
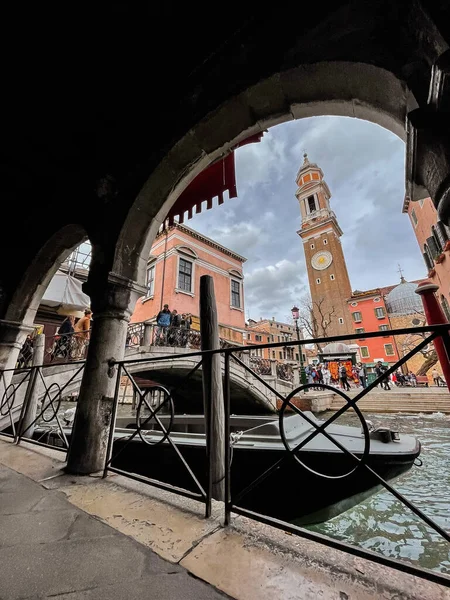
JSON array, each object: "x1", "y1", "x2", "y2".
[{"x1": 109, "y1": 436, "x2": 419, "y2": 525}]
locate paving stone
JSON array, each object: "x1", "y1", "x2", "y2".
[
  {"x1": 38, "y1": 572, "x2": 230, "y2": 599},
  {"x1": 0, "y1": 487, "x2": 69, "y2": 515},
  {"x1": 0, "y1": 509, "x2": 116, "y2": 548},
  {"x1": 1, "y1": 536, "x2": 148, "y2": 599}
]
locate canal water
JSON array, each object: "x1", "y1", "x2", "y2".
[{"x1": 310, "y1": 411, "x2": 450, "y2": 574}]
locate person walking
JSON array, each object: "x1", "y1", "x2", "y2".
[
  {"x1": 322, "y1": 364, "x2": 331, "y2": 387},
  {"x1": 53, "y1": 315, "x2": 75, "y2": 360},
  {"x1": 179, "y1": 313, "x2": 192, "y2": 347},
  {"x1": 74, "y1": 309, "x2": 92, "y2": 358},
  {"x1": 432, "y1": 368, "x2": 444, "y2": 386},
  {"x1": 155, "y1": 304, "x2": 171, "y2": 345},
  {"x1": 357, "y1": 362, "x2": 367, "y2": 389},
  {"x1": 339, "y1": 362, "x2": 351, "y2": 391},
  {"x1": 168, "y1": 309, "x2": 182, "y2": 345},
  {"x1": 375, "y1": 361, "x2": 390, "y2": 391}
]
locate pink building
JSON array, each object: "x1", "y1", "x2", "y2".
[
  {"x1": 131, "y1": 224, "x2": 246, "y2": 344},
  {"x1": 403, "y1": 196, "x2": 450, "y2": 319}
]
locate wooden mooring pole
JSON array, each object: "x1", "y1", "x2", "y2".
[{"x1": 199, "y1": 275, "x2": 225, "y2": 501}]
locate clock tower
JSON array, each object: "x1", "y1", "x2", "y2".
[{"x1": 295, "y1": 154, "x2": 353, "y2": 339}]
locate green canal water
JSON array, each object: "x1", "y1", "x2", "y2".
[{"x1": 310, "y1": 411, "x2": 450, "y2": 574}]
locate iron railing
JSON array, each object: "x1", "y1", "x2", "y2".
[
  {"x1": 44, "y1": 331, "x2": 90, "y2": 364},
  {"x1": 103, "y1": 357, "x2": 211, "y2": 514},
  {"x1": 108, "y1": 322, "x2": 450, "y2": 587},
  {"x1": 0, "y1": 360, "x2": 85, "y2": 452}
]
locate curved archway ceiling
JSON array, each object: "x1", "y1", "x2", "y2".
[{"x1": 164, "y1": 132, "x2": 265, "y2": 228}]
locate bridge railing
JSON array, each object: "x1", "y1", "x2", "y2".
[
  {"x1": 126, "y1": 321, "x2": 238, "y2": 352},
  {"x1": 107, "y1": 323, "x2": 450, "y2": 588},
  {"x1": 0, "y1": 359, "x2": 85, "y2": 452}
]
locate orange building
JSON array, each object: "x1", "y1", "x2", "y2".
[
  {"x1": 348, "y1": 289, "x2": 399, "y2": 367},
  {"x1": 131, "y1": 224, "x2": 246, "y2": 344},
  {"x1": 403, "y1": 196, "x2": 450, "y2": 319}
]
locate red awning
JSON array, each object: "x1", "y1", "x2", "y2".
[{"x1": 164, "y1": 132, "x2": 264, "y2": 227}]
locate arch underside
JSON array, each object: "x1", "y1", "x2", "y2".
[{"x1": 115, "y1": 62, "x2": 410, "y2": 286}]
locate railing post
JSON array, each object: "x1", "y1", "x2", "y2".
[
  {"x1": 270, "y1": 359, "x2": 277, "y2": 378},
  {"x1": 19, "y1": 333, "x2": 45, "y2": 440},
  {"x1": 415, "y1": 280, "x2": 450, "y2": 392},
  {"x1": 143, "y1": 322, "x2": 153, "y2": 346},
  {"x1": 200, "y1": 275, "x2": 225, "y2": 502},
  {"x1": 293, "y1": 365, "x2": 300, "y2": 387}
]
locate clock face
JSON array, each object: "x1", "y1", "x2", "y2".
[{"x1": 311, "y1": 251, "x2": 333, "y2": 271}]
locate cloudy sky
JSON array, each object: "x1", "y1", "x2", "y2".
[{"x1": 188, "y1": 116, "x2": 426, "y2": 323}]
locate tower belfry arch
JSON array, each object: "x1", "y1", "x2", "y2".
[{"x1": 295, "y1": 155, "x2": 353, "y2": 339}]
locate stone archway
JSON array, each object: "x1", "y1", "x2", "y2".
[
  {"x1": 113, "y1": 62, "x2": 413, "y2": 291},
  {"x1": 5, "y1": 224, "x2": 88, "y2": 326}
]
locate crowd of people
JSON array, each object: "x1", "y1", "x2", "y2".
[
  {"x1": 154, "y1": 304, "x2": 193, "y2": 347},
  {"x1": 16, "y1": 309, "x2": 93, "y2": 366},
  {"x1": 303, "y1": 360, "x2": 435, "y2": 392}
]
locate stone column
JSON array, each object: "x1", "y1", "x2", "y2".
[
  {"x1": 0, "y1": 319, "x2": 34, "y2": 395},
  {"x1": 66, "y1": 273, "x2": 145, "y2": 475}
]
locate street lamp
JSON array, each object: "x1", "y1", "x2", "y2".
[{"x1": 291, "y1": 306, "x2": 307, "y2": 386}]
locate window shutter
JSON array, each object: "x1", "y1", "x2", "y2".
[
  {"x1": 427, "y1": 236, "x2": 439, "y2": 259},
  {"x1": 423, "y1": 251, "x2": 433, "y2": 270},
  {"x1": 437, "y1": 221, "x2": 449, "y2": 246},
  {"x1": 432, "y1": 226, "x2": 443, "y2": 253}
]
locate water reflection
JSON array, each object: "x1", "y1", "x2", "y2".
[{"x1": 310, "y1": 412, "x2": 450, "y2": 573}]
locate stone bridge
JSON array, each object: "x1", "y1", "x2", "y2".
[{"x1": 1, "y1": 344, "x2": 296, "y2": 431}]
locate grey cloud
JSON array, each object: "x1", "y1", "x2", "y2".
[
  {"x1": 244, "y1": 259, "x2": 308, "y2": 320},
  {"x1": 190, "y1": 116, "x2": 425, "y2": 321}
]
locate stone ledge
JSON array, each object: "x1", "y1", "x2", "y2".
[{"x1": 0, "y1": 438, "x2": 448, "y2": 600}]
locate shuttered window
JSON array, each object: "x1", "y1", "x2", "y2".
[
  {"x1": 436, "y1": 221, "x2": 449, "y2": 249},
  {"x1": 423, "y1": 245, "x2": 433, "y2": 270},
  {"x1": 432, "y1": 226, "x2": 443, "y2": 253},
  {"x1": 426, "y1": 235, "x2": 440, "y2": 259}
]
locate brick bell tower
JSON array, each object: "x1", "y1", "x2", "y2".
[{"x1": 295, "y1": 154, "x2": 353, "y2": 339}]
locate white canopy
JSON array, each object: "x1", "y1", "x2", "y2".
[{"x1": 41, "y1": 271, "x2": 90, "y2": 317}]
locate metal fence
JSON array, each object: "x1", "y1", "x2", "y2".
[
  {"x1": 107, "y1": 322, "x2": 450, "y2": 587},
  {"x1": 0, "y1": 360, "x2": 85, "y2": 452}
]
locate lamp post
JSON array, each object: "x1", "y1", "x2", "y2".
[{"x1": 291, "y1": 306, "x2": 307, "y2": 386}]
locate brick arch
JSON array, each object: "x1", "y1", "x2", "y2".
[
  {"x1": 4, "y1": 224, "x2": 88, "y2": 324},
  {"x1": 113, "y1": 62, "x2": 412, "y2": 289}
]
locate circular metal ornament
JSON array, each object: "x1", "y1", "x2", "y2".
[
  {"x1": 136, "y1": 385, "x2": 174, "y2": 446},
  {"x1": 41, "y1": 383, "x2": 62, "y2": 423},
  {"x1": 0, "y1": 384, "x2": 16, "y2": 416},
  {"x1": 279, "y1": 383, "x2": 370, "y2": 479}
]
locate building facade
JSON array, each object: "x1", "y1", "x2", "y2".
[
  {"x1": 131, "y1": 224, "x2": 246, "y2": 344},
  {"x1": 295, "y1": 154, "x2": 354, "y2": 339},
  {"x1": 245, "y1": 318, "x2": 304, "y2": 363},
  {"x1": 403, "y1": 195, "x2": 450, "y2": 320},
  {"x1": 347, "y1": 288, "x2": 399, "y2": 368}
]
